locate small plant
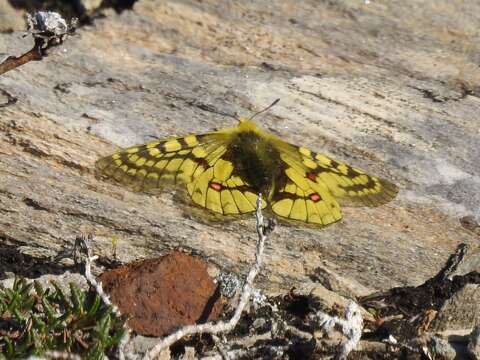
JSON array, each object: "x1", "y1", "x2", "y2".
[{"x1": 0, "y1": 277, "x2": 127, "y2": 359}]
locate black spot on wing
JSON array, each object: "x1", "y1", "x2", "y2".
[
  {"x1": 175, "y1": 138, "x2": 189, "y2": 149},
  {"x1": 346, "y1": 167, "x2": 360, "y2": 178},
  {"x1": 271, "y1": 191, "x2": 301, "y2": 202},
  {"x1": 339, "y1": 177, "x2": 377, "y2": 193}
]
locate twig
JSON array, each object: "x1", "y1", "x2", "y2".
[
  {"x1": 144, "y1": 194, "x2": 273, "y2": 360},
  {"x1": 0, "y1": 38, "x2": 47, "y2": 75},
  {"x1": 284, "y1": 323, "x2": 313, "y2": 340},
  {"x1": 73, "y1": 234, "x2": 130, "y2": 360},
  {"x1": 201, "y1": 344, "x2": 290, "y2": 360},
  {"x1": 75, "y1": 235, "x2": 119, "y2": 314},
  {"x1": 0, "y1": 12, "x2": 75, "y2": 76},
  {"x1": 211, "y1": 334, "x2": 230, "y2": 360},
  {"x1": 314, "y1": 301, "x2": 364, "y2": 360}
]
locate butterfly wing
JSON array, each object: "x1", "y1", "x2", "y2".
[
  {"x1": 268, "y1": 141, "x2": 397, "y2": 225},
  {"x1": 290, "y1": 146, "x2": 399, "y2": 207},
  {"x1": 96, "y1": 120, "x2": 397, "y2": 225},
  {"x1": 270, "y1": 152, "x2": 343, "y2": 226},
  {"x1": 96, "y1": 133, "x2": 225, "y2": 191},
  {"x1": 186, "y1": 157, "x2": 265, "y2": 215},
  {"x1": 96, "y1": 132, "x2": 264, "y2": 215}
]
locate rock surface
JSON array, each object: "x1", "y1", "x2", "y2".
[
  {"x1": 432, "y1": 283, "x2": 480, "y2": 333},
  {"x1": 0, "y1": 0, "x2": 479, "y2": 312},
  {"x1": 0, "y1": 0, "x2": 25, "y2": 33}
]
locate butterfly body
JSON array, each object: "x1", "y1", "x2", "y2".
[
  {"x1": 221, "y1": 120, "x2": 284, "y2": 198},
  {"x1": 96, "y1": 117, "x2": 398, "y2": 226}
]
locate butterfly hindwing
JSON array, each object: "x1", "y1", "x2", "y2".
[
  {"x1": 187, "y1": 159, "x2": 265, "y2": 215},
  {"x1": 270, "y1": 155, "x2": 343, "y2": 226}
]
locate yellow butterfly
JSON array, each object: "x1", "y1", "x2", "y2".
[{"x1": 96, "y1": 108, "x2": 398, "y2": 226}]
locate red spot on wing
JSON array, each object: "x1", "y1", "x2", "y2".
[
  {"x1": 210, "y1": 182, "x2": 222, "y2": 191},
  {"x1": 307, "y1": 172, "x2": 317, "y2": 181},
  {"x1": 309, "y1": 193, "x2": 322, "y2": 202}
]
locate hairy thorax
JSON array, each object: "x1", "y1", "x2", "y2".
[{"x1": 227, "y1": 131, "x2": 283, "y2": 195}]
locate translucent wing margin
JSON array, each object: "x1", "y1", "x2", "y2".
[
  {"x1": 95, "y1": 133, "x2": 228, "y2": 192},
  {"x1": 282, "y1": 145, "x2": 398, "y2": 208}
]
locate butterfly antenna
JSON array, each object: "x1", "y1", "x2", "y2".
[{"x1": 249, "y1": 98, "x2": 280, "y2": 121}]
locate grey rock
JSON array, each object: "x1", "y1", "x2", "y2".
[
  {"x1": 0, "y1": 271, "x2": 88, "y2": 295},
  {"x1": 36, "y1": 271, "x2": 90, "y2": 292},
  {"x1": 311, "y1": 259, "x2": 373, "y2": 298},
  {"x1": 0, "y1": 0, "x2": 25, "y2": 33},
  {"x1": 428, "y1": 336, "x2": 457, "y2": 360},
  {"x1": 432, "y1": 284, "x2": 480, "y2": 333},
  {"x1": 0, "y1": 0, "x2": 479, "y2": 327},
  {"x1": 454, "y1": 247, "x2": 480, "y2": 278},
  {"x1": 126, "y1": 335, "x2": 170, "y2": 359},
  {"x1": 300, "y1": 282, "x2": 374, "y2": 322}
]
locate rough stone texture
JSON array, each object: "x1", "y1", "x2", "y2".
[
  {"x1": 455, "y1": 249, "x2": 480, "y2": 279},
  {"x1": 428, "y1": 336, "x2": 457, "y2": 360},
  {"x1": 297, "y1": 282, "x2": 374, "y2": 322},
  {"x1": 0, "y1": 270, "x2": 88, "y2": 293},
  {"x1": 432, "y1": 284, "x2": 480, "y2": 333},
  {"x1": 1, "y1": 0, "x2": 480, "y2": 299},
  {"x1": 126, "y1": 336, "x2": 171, "y2": 359},
  {"x1": 310, "y1": 259, "x2": 372, "y2": 298},
  {"x1": 0, "y1": 0, "x2": 25, "y2": 33},
  {"x1": 99, "y1": 251, "x2": 224, "y2": 336}
]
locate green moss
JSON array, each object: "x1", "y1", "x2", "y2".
[{"x1": 0, "y1": 278, "x2": 127, "y2": 359}]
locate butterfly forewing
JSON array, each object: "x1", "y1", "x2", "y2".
[
  {"x1": 270, "y1": 138, "x2": 398, "y2": 212},
  {"x1": 96, "y1": 133, "x2": 224, "y2": 191},
  {"x1": 298, "y1": 147, "x2": 398, "y2": 207}
]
